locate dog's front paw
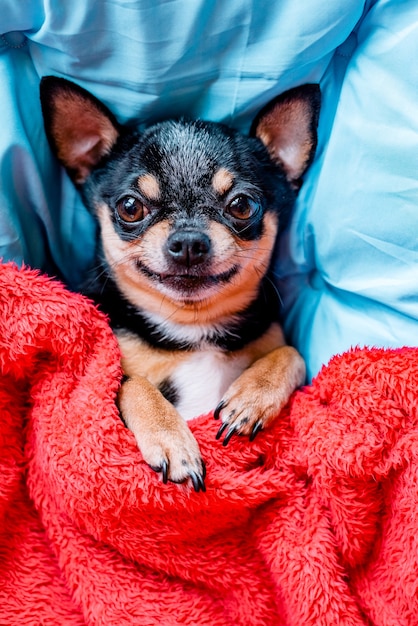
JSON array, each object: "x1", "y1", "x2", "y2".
[
  {"x1": 213, "y1": 384, "x2": 273, "y2": 446},
  {"x1": 119, "y1": 376, "x2": 206, "y2": 492},
  {"x1": 141, "y1": 423, "x2": 206, "y2": 492},
  {"x1": 214, "y1": 346, "x2": 305, "y2": 446}
]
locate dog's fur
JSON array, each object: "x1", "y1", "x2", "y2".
[{"x1": 40, "y1": 77, "x2": 320, "y2": 492}]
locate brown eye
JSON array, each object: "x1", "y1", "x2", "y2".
[
  {"x1": 116, "y1": 196, "x2": 148, "y2": 223},
  {"x1": 226, "y1": 195, "x2": 260, "y2": 220}
]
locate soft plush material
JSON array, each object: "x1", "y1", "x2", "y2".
[
  {"x1": 1, "y1": 262, "x2": 417, "y2": 625},
  {"x1": 1, "y1": 0, "x2": 418, "y2": 380}
]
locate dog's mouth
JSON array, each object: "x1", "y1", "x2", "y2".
[{"x1": 136, "y1": 261, "x2": 238, "y2": 297}]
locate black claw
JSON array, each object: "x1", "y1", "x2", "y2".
[
  {"x1": 222, "y1": 426, "x2": 237, "y2": 447},
  {"x1": 201, "y1": 460, "x2": 207, "y2": 480},
  {"x1": 216, "y1": 422, "x2": 229, "y2": 440},
  {"x1": 249, "y1": 420, "x2": 263, "y2": 441},
  {"x1": 190, "y1": 471, "x2": 206, "y2": 493},
  {"x1": 161, "y1": 460, "x2": 169, "y2": 484},
  {"x1": 198, "y1": 473, "x2": 206, "y2": 492},
  {"x1": 214, "y1": 400, "x2": 225, "y2": 420},
  {"x1": 190, "y1": 472, "x2": 199, "y2": 491}
]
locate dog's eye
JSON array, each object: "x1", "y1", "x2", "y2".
[
  {"x1": 116, "y1": 196, "x2": 148, "y2": 223},
  {"x1": 225, "y1": 195, "x2": 260, "y2": 221}
]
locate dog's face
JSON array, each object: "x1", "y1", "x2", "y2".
[{"x1": 40, "y1": 78, "x2": 320, "y2": 325}]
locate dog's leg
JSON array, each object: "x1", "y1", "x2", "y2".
[
  {"x1": 214, "y1": 345, "x2": 305, "y2": 445},
  {"x1": 119, "y1": 376, "x2": 206, "y2": 491},
  {"x1": 116, "y1": 331, "x2": 206, "y2": 491}
]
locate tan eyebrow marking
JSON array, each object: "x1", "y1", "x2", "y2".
[
  {"x1": 137, "y1": 173, "x2": 161, "y2": 201},
  {"x1": 212, "y1": 167, "x2": 235, "y2": 196}
]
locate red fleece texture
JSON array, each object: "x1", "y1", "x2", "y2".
[{"x1": 0, "y1": 262, "x2": 417, "y2": 625}]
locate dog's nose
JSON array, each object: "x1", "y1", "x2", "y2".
[{"x1": 166, "y1": 230, "x2": 211, "y2": 267}]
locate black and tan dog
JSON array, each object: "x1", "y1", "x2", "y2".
[{"x1": 40, "y1": 77, "x2": 320, "y2": 492}]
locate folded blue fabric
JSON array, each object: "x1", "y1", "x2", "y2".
[
  {"x1": 1, "y1": 0, "x2": 417, "y2": 378},
  {"x1": 277, "y1": 0, "x2": 418, "y2": 377}
]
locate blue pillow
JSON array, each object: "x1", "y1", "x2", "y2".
[{"x1": 277, "y1": 0, "x2": 418, "y2": 378}]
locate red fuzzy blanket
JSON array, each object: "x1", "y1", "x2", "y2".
[{"x1": 1, "y1": 263, "x2": 417, "y2": 626}]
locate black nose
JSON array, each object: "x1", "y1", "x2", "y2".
[{"x1": 166, "y1": 230, "x2": 211, "y2": 267}]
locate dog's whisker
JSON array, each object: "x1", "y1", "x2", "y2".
[{"x1": 262, "y1": 274, "x2": 283, "y2": 307}]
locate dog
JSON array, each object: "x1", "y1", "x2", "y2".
[{"x1": 40, "y1": 77, "x2": 320, "y2": 492}]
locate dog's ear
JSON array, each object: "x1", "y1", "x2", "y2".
[
  {"x1": 251, "y1": 84, "x2": 321, "y2": 186},
  {"x1": 40, "y1": 76, "x2": 120, "y2": 185}
]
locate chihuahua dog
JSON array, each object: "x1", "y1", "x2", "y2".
[{"x1": 40, "y1": 77, "x2": 320, "y2": 492}]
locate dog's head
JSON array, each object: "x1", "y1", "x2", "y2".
[{"x1": 40, "y1": 77, "x2": 320, "y2": 324}]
